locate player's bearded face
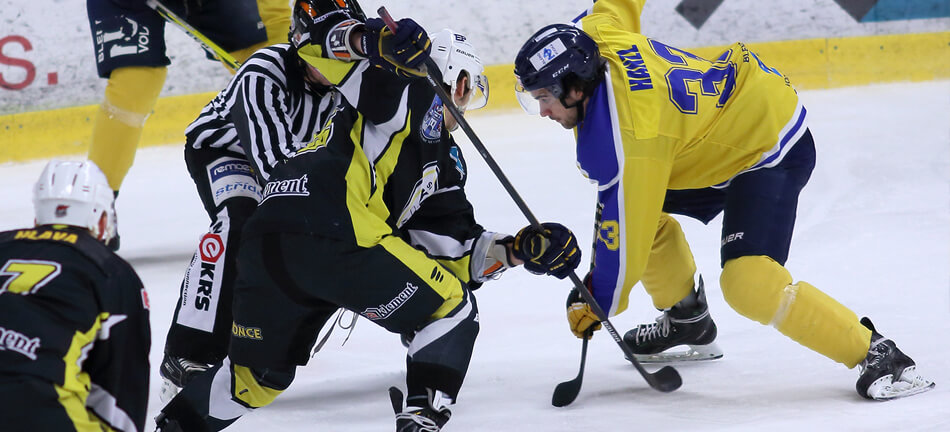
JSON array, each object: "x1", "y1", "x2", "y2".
[{"x1": 532, "y1": 88, "x2": 580, "y2": 129}]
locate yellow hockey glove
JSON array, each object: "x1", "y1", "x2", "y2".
[{"x1": 566, "y1": 286, "x2": 601, "y2": 339}]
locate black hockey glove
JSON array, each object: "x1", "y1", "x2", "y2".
[
  {"x1": 362, "y1": 17, "x2": 431, "y2": 78},
  {"x1": 511, "y1": 222, "x2": 581, "y2": 279}
]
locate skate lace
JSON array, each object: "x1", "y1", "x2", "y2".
[
  {"x1": 636, "y1": 314, "x2": 671, "y2": 343},
  {"x1": 395, "y1": 410, "x2": 441, "y2": 432}
]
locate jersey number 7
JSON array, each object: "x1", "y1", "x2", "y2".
[{"x1": 0, "y1": 259, "x2": 62, "y2": 295}]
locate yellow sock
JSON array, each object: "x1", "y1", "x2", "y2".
[
  {"x1": 641, "y1": 213, "x2": 697, "y2": 309},
  {"x1": 721, "y1": 256, "x2": 871, "y2": 368},
  {"x1": 225, "y1": 0, "x2": 292, "y2": 67},
  {"x1": 88, "y1": 66, "x2": 167, "y2": 191}
]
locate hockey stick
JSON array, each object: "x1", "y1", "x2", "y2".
[
  {"x1": 552, "y1": 327, "x2": 593, "y2": 406},
  {"x1": 145, "y1": 0, "x2": 241, "y2": 71},
  {"x1": 376, "y1": 7, "x2": 681, "y2": 394}
]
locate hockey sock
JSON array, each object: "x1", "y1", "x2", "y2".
[
  {"x1": 641, "y1": 213, "x2": 698, "y2": 310},
  {"x1": 721, "y1": 255, "x2": 872, "y2": 368},
  {"x1": 89, "y1": 66, "x2": 166, "y2": 191}
]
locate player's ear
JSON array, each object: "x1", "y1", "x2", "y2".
[{"x1": 97, "y1": 212, "x2": 109, "y2": 241}]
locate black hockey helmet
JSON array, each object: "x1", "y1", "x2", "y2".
[
  {"x1": 289, "y1": 0, "x2": 362, "y2": 49},
  {"x1": 513, "y1": 23, "x2": 604, "y2": 114}
]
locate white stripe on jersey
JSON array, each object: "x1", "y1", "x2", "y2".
[
  {"x1": 185, "y1": 44, "x2": 340, "y2": 181},
  {"x1": 406, "y1": 229, "x2": 475, "y2": 259}
]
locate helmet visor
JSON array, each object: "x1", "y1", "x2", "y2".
[
  {"x1": 515, "y1": 79, "x2": 540, "y2": 115},
  {"x1": 466, "y1": 73, "x2": 489, "y2": 110}
]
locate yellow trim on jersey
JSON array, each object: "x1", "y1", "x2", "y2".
[
  {"x1": 55, "y1": 313, "x2": 107, "y2": 431},
  {"x1": 344, "y1": 114, "x2": 394, "y2": 248},
  {"x1": 435, "y1": 255, "x2": 473, "y2": 285},
  {"x1": 378, "y1": 235, "x2": 464, "y2": 320},
  {"x1": 232, "y1": 364, "x2": 284, "y2": 408},
  {"x1": 296, "y1": 44, "x2": 359, "y2": 85}
]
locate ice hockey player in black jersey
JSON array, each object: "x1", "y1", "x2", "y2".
[
  {"x1": 158, "y1": 0, "x2": 347, "y2": 403},
  {"x1": 0, "y1": 160, "x2": 150, "y2": 432},
  {"x1": 154, "y1": 4, "x2": 581, "y2": 432}
]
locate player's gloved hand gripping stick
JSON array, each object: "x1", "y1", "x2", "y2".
[{"x1": 375, "y1": 6, "x2": 683, "y2": 401}]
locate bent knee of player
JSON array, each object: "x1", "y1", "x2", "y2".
[
  {"x1": 231, "y1": 363, "x2": 294, "y2": 409},
  {"x1": 720, "y1": 255, "x2": 793, "y2": 325},
  {"x1": 410, "y1": 290, "x2": 479, "y2": 354}
]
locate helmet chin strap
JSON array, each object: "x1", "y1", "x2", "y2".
[{"x1": 559, "y1": 95, "x2": 586, "y2": 124}]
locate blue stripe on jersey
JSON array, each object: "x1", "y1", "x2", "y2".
[
  {"x1": 756, "y1": 105, "x2": 807, "y2": 168},
  {"x1": 592, "y1": 185, "x2": 623, "y2": 314},
  {"x1": 713, "y1": 103, "x2": 808, "y2": 189},
  {"x1": 576, "y1": 82, "x2": 620, "y2": 188},
  {"x1": 572, "y1": 9, "x2": 589, "y2": 23}
]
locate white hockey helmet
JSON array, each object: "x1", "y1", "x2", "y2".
[
  {"x1": 33, "y1": 160, "x2": 116, "y2": 244},
  {"x1": 429, "y1": 29, "x2": 489, "y2": 111}
]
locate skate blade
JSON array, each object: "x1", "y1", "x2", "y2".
[
  {"x1": 159, "y1": 378, "x2": 182, "y2": 404},
  {"x1": 867, "y1": 366, "x2": 936, "y2": 401},
  {"x1": 632, "y1": 343, "x2": 724, "y2": 364}
]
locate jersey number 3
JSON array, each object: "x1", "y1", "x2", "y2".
[
  {"x1": 648, "y1": 39, "x2": 737, "y2": 115},
  {"x1": 0, "y1": 259, "x2": 62, "y2": 295}
]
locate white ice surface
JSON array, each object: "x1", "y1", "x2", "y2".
[{"x1": 1, "y1": 80, "x2": 948, "y2": 431}]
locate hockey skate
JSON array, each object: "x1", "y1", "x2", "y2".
[
  {"x1": 623, "y1": 277, "x2": 723, "y2": 363},
  {"x1": 855, "y1": 317, "x2": 934, "y2": 400},
  {"x1": 390, "y1": 387, "x2": 452, "y2": 432},
  {"x1": 159, "y1": 354, "x2": 211, "y2": 403}
]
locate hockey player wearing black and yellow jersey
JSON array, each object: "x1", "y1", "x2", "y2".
[
  {"x1": 0, "y1": 160, "x2": 150, "y2": 432},
  {"x1": 155, "y1": 6, "x2": 580, "y2": 432},
  {"x1": 514, "y1": 0, "x2": 933, "y2": 401}
]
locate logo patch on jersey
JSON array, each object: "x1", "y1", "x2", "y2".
[
  {"x1": 0, "y1": 326, "x2": 41, "y2": 360},
  {"x1": 178, "y1": 208, "x2": 230, "y2": 332},
  {"x1": 232, "y1": 322, "x2": 263, "y2": 340},
  {"x1": 199, "y1": 233, "x2": 224, "y2": 263},
  {"x1": 396, "y1": 162, "x2": 439, "y2": 227},
  {"x1": 449, "y1": 146, "x2": 465, "y2": 178},
  {"x1": 298, "y1": 105, "x2": 343, "y2": 155},
  {"x1": 421, "y1": 96, "x2": 444, "y2": 142},
  {"x1": 617, "y1": 45, "x2": 653, "y2": 91},
  {"x1": 362, "y1": 282, "x2": 419, "y2": 321},
  {"x1": 141, "y1": 288, "x2": 150, "y2": 310},
  {"x1": 260, "y1": 174, "x2": 310, "y2": 203},
  {"x1": 207, "y1": 157, "x2": 261, "y2": 207}
]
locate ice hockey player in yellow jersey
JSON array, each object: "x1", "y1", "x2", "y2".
[{"x1": 513, "y1": 0, "x2": 934, "y2": 400}]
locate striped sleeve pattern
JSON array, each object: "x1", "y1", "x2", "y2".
[{"x1": 185, "y1": 44, "x2": 340, "y2": 181}]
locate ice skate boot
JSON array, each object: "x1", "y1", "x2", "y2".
[
  {"x1": 159, "y1": 353, "x2": 210, "y2": 403},
  {"x1": 623, "y1": 276, "x2": 722, "y2": 363},
  {"x1": 390, "y1": 387, "x2": 452, "y2": 432},
  {"x1": 855, "y1": 317, "x2": 934, "y2": 400}
]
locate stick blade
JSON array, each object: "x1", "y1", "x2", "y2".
[
  {"x1": 551, "y1": 378, "x2": 582, "y2": 407},
  {"x1": 648, "y1": 366, "x2": 683, "y2": 392}
]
